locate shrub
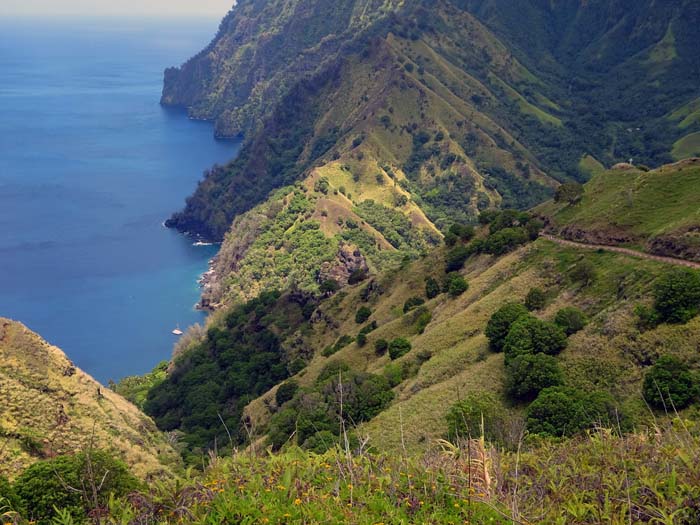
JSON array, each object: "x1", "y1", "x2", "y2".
[
  {"x1": 642, "y1": 355, "x2": 698, "y2": 410},
  {"x1": 348, "y1": 269, "x2": 369, "y2": 285},
  {"x1": 375, "y1": 339, "x2": 389, "y2": 356},
  {"x1": 356, "y1": 332, "x2": 368, "y2": 347},
  {"x1": 388, "y1": 338, "x2": 412, "y2": 360},
  {"x1": 276, "y1": 381, "x2": 299, "y2": 407},
  {"x1": 0, "y1": 475, "x2": 22, "y2": 514},
  {"x1": 634, "y1": 304, "x2": 660, "y2": 330},
  {"x1": 653, "y1": 269, "x2": 700, "y2": 324},
  {"x1": 425, "y1": 277, "x2": 441, "y2": 299},
  {"x1": 320, "y1": 279, "x2": 340, "y2": 294},
  {"x1": 414, "y1": 308, "x2": 432, "y2": 334},
  {"x1": 403, "y1": 296, "x2": 425, "y2": 313},
  {"x1": 503, "y1": 316, "x2": 568, "y2": 362},
  {"x1": 448, "y1": 275, "x2": 469, "y2": 297},
  {"x1": 445, "y1": 245, "x2": 471, "y2": 272},
  {"x1": 483, "y1": 227, "x2": 530, "y2": 255},
  {"x1": 554, "y1": 182, "x2": 584, "y2": 204},
  {"x1": 505, "y1": 354, "x2": 563, "y2": 401},
  {"x1": 446, "y1": 393, "x2": 510, "y2": 445},
  {"x1": 485, "y1": 303, "x2": 529, "y2": 352},
  {"x1": 14, "y1": 451, "x2": 138, "y2": 523},
  {"x1": 527, "y1": 387, "x2": 618, "y2": 437},
  {"x1": 525, "y1": 288, "x2": 546, "y2": 311},
  {"x1": 570, "y1": 260, "x2": 596, "y2": 286},
  {"x1": 554, "y1": 307, "x2": 587, "y2": 335},
  {"x1": 355, "y1": 306, "x2": 372, "y2": 324},
  {"x1": 302, "y1": 430, "x2": 338, "y2": 454}
]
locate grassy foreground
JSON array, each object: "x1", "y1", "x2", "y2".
[{"x1": 3, "y1": 419, "x2": 699, "y2": 524}]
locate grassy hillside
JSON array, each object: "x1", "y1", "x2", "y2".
[
  {"x1": 0, "y1": 319, "x2": 179, "y2": 481},
  {"x1": 9, "y1": 427, "x2": 699, "y2": 524},
  {"x1": 538, "y1": 158, "x2": 700, "y2": 261},
  {"x1": 163, "y1": 0, "x2": 699, "y2": 241}
]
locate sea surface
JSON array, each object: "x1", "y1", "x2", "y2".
[{"x1": 0, "y1": 17, "x2": 240, "y2": 382}]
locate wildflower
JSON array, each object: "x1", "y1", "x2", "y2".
[{"x1": 294, "y1": 498, "x2": 302, "y2": 505}]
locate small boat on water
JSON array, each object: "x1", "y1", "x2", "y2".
[{"x1": 172, "y1": 325, "x2": 184, "y2": 336}]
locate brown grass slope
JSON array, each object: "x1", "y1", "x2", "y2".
[{"x1": 0, "y1": 319, "x2": 179, "y2": 480}]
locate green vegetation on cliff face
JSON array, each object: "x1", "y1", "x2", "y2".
[{"x1": 164, "y1": 0, "x2": 699, "y2": 241}]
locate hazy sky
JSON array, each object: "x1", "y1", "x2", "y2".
[{"x1": 1, "y1": 0, "x2": 234, "y2": 17}]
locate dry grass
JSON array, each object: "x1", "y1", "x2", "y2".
[{"x1": 0, "y1": 319, "x2": 179, "y2": 481}]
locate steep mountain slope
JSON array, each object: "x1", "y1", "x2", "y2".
[
  {"x1": 539, "y1": 158, "x2": 700, "y2": 262},
  {"x1": 163, "y1": 0, "x2": 699, "y2": 242},
  {"x1": 144, "y1": 161, "x2": 700, "y2": 456},
  {"x1": 0, "y1": 319, "x2": 179, "y2": 480}
]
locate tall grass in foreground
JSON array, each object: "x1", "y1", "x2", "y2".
[{"x1": 2, "y1": 418, "x2": 699, "y2": 524}]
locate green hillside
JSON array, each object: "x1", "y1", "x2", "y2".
[
  {"x1": 163, "y1": 0, "x2": 699, "y2": 240},
  {"x1": 539, "y1": 159, "x2": 700, "y2": 261},
  {"x1": 0, "y1": 319, "x2": 179, "y2": 481}
]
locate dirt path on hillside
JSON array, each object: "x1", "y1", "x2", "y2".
[{"x1": 540, "y1": 234, "x2": 700, "y2": 270}]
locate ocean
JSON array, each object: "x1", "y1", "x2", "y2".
[{"x1": 0, "y1": 17, "x2": 239, "y2": 382}]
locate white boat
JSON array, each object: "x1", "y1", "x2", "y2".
[{"x1": 172, "y1": 325, "x2": 184, "y2": 336}]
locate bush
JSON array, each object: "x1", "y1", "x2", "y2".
[
  {"x1": 505, "y1": 354, "x2": 563, "y2": 401},
  {"x1": 14, "y1": 451, "x2": 138, "y2": 523},
  {"x1": 355, "y1": 306, "x2": 372, "y2": 324},
  {"x1": 0, "y1": 475, "x2": 22, "y2": 514},
  {"x1": 388, "y1": 338, "x2": 412, "y2": 360},
  {"x1": 403, "y1": 296, "x2": 425, "y2": 313},
  {"x1": 276, "y1": 381, "x2": 299, "y2": 407},
  {"x1": 357, "y1": 332, "x2": 368, "y2": 347},
  {"x1": 302, "y1": 430, "x2": 338, "y2": 454},
  {"x1": 375, "y1": 339, "x2": 389, "y2": 356},
  {"x1": 446, "y1": 393, "x2": 509, "y2": 445},
  {"x1": 527, "y1": 387, "x2": 618, "y2": 437},
  {"x1": 554, "y1": 182, "x2": 584, "y2": 204},
  {"x1": 448, "y1": 275, "x2": 469, "y2": 297},
  {"x1": 503, "y1": 316, "x2": 568, "y2": 362},
  {"x1": 525, "y1": 288, "x2": 546, "y2": 311},
  {"x1": 570, "y1": 260, "x2": 596, "y2": 286},
  {"x1": 445, "y1": 223, "x2": 475, "y2": 246},
  {"x1": 483, "y1": 227, "x2": 529, "y2": 255},
  {"x1": 485, "y1": 303, "x2": 529, "y2": 352},
  {"x1": 348, "y1": 269, "x2": 369, "y2": 285},
  {"x1": 445, "y1": 245, "x2": 471, "y2": 272},
  {"x1": 554, "y1": 307, "x2": 588, "y2": 335},
  {"x1": 425, "y1": 277, "x2": 441, "y2": 299},
  {"x1": 414, "y1": 308, "x2": 432, "y2": 334},
  {"x1": 642, "y1": 355, "x2": 698, "y2": 410},
  {"x1": 653, "y1": 269, "x2": 700, "y2": 324}
]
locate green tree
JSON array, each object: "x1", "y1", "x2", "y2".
[
  {"x1": 485, "y1": 303, "x2": 529, "y2": 352},
  {"x1": 505, "y1": 353, "x2": 564, "y2": 401},
  {"x1": 355, "y1": 306, "x2": 372, "y2": 324},
  {"x1": 375, "y1": 339, "x2": 389, "y2": 356},
  {"x1": 643, "y1": 355, "x2": 698, "y2": 409},
  {"x1": 446, "y1": 393, "x2": 509, "y2": 446},
  {"x1": 554, "y1": 307, "x2": 588, "y2": 335},
  {"x1": 276, "y1": 380, "x2": 299, "y2": 407},
  {"x1": 554, "y1": 182, "x2": 584, "y2": 205},
  {"x1": 570, "y1": 260, "x2": 597, "y2": 286},
  {"x1": 503, "y1": 316, "x2": 568, "y2": 362},
  {"x1": 448, "y1": 275, "x2": 469, "y2": 297},
  {"x1": 388, "y1": 338, "x2": 412, "y2": 360},
  {"x1": 403, "y1": 296, "x2": 425, "y2": 313},
  {"x1": 653, "y1": 269, "x2": 700, "y2": 324},
  {"x1": 525, "y1": 288, "x2": 546, "y2": 311},
  {"x1": 527, "y1": 387, "x2": 617, "y2": 437},
  {"x1": 14, "y1": 451, "x2": 138, "y2": 524},
  {"x1": 425, "y1": 277, "x2": 441, "y2": 299}
]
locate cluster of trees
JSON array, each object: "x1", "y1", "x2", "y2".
[
  {"x1": 444, "y1": 210, "x2": 544, "y2": 274},
  {"x1": 268, "y1": 362, "x2": 394, "y2": 452},
  {"x1": 484, "y1": 300, "x2": 602, "y2": 437},
  {"x1": 144, "y1": 291, "x2": 315, "y2": 459},
  {"x1": 637, "y1": 268, "x2": 700, "y2": 327}
]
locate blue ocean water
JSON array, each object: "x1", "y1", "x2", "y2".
[{"x1": 0, "y1": 18, "x2": 240, "y2": 382}]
